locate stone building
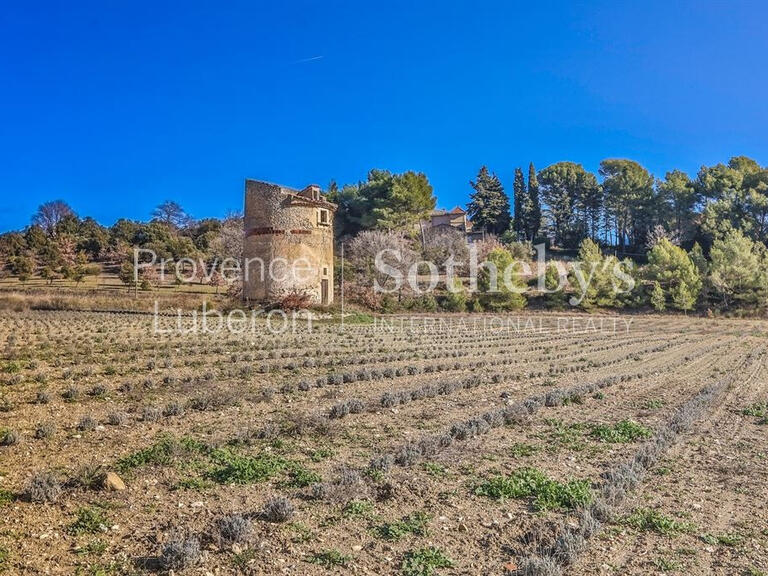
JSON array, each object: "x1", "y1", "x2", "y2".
[
  {"x1": 425, "y1": 206, "x2": 485, "y2": 242},
  {"x1": 243, "y1": 179, "x2": 336, "y2": 305},
  {"x1": 429, "y1": 206, "x2": 471, "y2": 232}
]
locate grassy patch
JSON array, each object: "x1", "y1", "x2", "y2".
[
  {"x1": 307, "y1": 549, "x2": 351, "y2": 568},
  {"x1": 643, "y1": 398, "x2": 665, "y2": 409},
  {"x1": 541, "y1": 418, "x2": 587, "y2": 451},
  {"x1": 288, "y1": 522, "x2": 315, "y2": 543},
  {"x1": 422, "y1": 462, "x2": 448, "y2": 477},
  {"x1": 0, "y1": 546, "x2": 8, "y2": 572},
  {"x1": 373, "y1": 511, "x2": 430, "y2": 541},
  {"x1": 172, "y1": 477, "x2": 214, "y2": 491},
  {"x1": 207, "y1": 450, "x2": 287, "y2": 485},
  {"x1": 339, "y1": 312, "x2": 375, "y2": 324},
  {"x1": 652, "y1": 557, "x2": 681, "y2": 572},
  {"x1": 510, "y1": 442, "x2": 539, "y2": 457},
  {"x1": 231, "y1": 548, "x2": 259, "y2": 569},
  {"x1": 743, "y1": 402, "x2": 768, "y2": 424},
  {"x1": 116, "y1": 434, "x2": 209, "y2": 472},
  {"x1": 474, "y1": 467, "x2": 592, "y2": 511},
  {"x1": 0, "y1": 489, "x2": 14, "y2": 506},
  {"x1": 280, "y1": 463, "x2": 321, "y2": 488},
  {"x1": 309, "y1": 447, "x2": 335, "y2": 462},
  {"x1": 118, "y1": 435, "x2": 304, "y2": 486},
  {"x1": 700, "y1": 533, "x2": 743, "y2": 547},
  {"x1": 591, "y1": 419, "x2": 652, "y2": 443},
  {"x1": 69, "y1": 506, "x2": 108, "y2": 535},
  {"x1": 75, "y1": 539, "x2": 108, "y2": 556},
  {"x1": 343, "y1": 500, "x2": 374, "y2": 518},
  {"x1": 623, "y1": 508, "x2": 695, "y2": 536},
  {"x1": 401, "y1": 547, "x2": 453, "y2": 576}
]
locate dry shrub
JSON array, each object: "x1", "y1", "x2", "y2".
[
  {"x1": 159, "y1": 531, "x2": 200, "y2": 571},
  {"x1": 276, "y1": 289, "x2": 311, "y2": 311},
  {"x1": 24, "y1": 471, "x2": 62, "y2": 503},
  {"x1": 215, "y1": 514, "x2": 252, "y2": 544},
  {"x1": 261, "y1": 496, "x2": 295, "y2": 523}
]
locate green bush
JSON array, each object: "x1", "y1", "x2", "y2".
[{"x1": 474, "y1": 467, "x2": 592, "y2": 511}]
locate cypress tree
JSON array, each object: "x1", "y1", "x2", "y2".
[
  {"x1": 527, "y1": 163, "x2": 541, "y2": 240},
  {"x1": 513, "y1": 167, "x2": 526, "y2": 239}
]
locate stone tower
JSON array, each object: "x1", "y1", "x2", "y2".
[{"x1": 243, "y1": 179, "x2": 336, "y2": 305}]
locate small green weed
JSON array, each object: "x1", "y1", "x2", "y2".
[
  {"x1": 510, "y1": 443, "x2": 539, "y2": 457},
  {"x1": 743, "y1": 402, "x2": 768, "y2": 424},
  {"x1": 307, "y1": 549, "x2": 351, "y2": 568},
  {"x1": 287, "y1": 522, "x2": 315, "y2": 543},
  {"x1": 172, "y1": 477, "x2": 214, "y2": 491},
  {"x1": 652, "y1": 557, "x2": 680, "y2": 571},
  {"x1": 542, "y1": 418, "x2": 586, "y2": 451},
  {"x1": 281, "y1": 464, "x2": 321, "y2": 488},
  {"x1": 374, "y1": 511, "x2": 430, "y2": 541},
  {"x1": 69, "y1": 506, "x2": 108, "y2": 535},
  {"x1": 623, "y1": 508, "x2": 694, "y2": 536},
  {"x1": 591, "y1": 419, "x2": 652, "y2": 443},
  {"x1": 401, "y1": 547, "x2": 453, "y2": 576},
  {"x1": 231, "y1": 548, "x2": 259, "y2": 569},
  {"x1": 422, "y1": 462, "x2": 448, "y2": 477},
  {"x1": 743, "y1": 402, "x2": 768, "y2": 417},
  {"x1": 700, "y1": 533, "x2": 742, "y2": 547},
  {"x1": 343, "y1": 500, "x2": 374, "y2": 518},
  {"x1": 75, "y1": 539, "x2": 108, "y2": 556},
  {"x1": 643, "y1": 399, "x2": 665, "y2": 410},
  {"x1": 309, "y1": 447, "x2": 335, "y2": 462},
  {"x1": 0, "y1": 489, "x2": 14, "y2": 506}
]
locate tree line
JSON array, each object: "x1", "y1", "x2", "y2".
[
  {"x1": 0, "y1": 200, "x2": 242, "y2": 289},
  {"x1": 466, "y1": 156, "x2": 768, "y2": 253},
  {"x1": 1, "y1": 156, "x2": 766, "y2": 313}
]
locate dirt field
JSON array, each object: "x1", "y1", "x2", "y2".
[{"x1": 0, "y1": 311, "x2": 766, "y2": 575}]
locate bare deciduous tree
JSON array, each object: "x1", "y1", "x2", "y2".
[
  {"x1": 210, "y1": 212, "x2": 243, "y2": 262},
  {"x1": 152, "y1": 201, "x2": 191, "y2": 229},
  {"x1": 32, "y1": 200, "x2": 75, "y2": 236},
  {"x1": 423, "y1": 227, "x2": 469, "y2": 268},
  {"x1": 347, "y1": 230, "x2": 417, "y2": 295}
]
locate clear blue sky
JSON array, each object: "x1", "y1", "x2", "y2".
[{"x1": 1, "y1": 0, "x2": 767, "y2": 232}]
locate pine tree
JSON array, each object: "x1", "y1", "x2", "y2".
[
  {"x1": 689, "y1": 243, "x2": 709, "y2": 306},
  {"x1": 645, "y1": 238, "x2": 702, "y2": 309},
  {"x1": 543, "y1": 263, "x2": 567, "y2": 309},
  {"x1": 527, "y1": 163, "x2": 541, "y2": 240},
  {"x1": 671, "y1": 281, "x2": 695, "y2": 313},
  {"x1": 513, "y1": 167, "x2": 526, "y2": 239},
  {"x1": 650, "y1": 281, "x2": 666, "y2": 311},
  {"x1": 467, "y1": 167, "x2": 511, "y2": 235}
]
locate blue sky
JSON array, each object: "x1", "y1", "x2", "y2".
[{"x1": 1, "y1": 0, "x2": 767, "y2": 232}]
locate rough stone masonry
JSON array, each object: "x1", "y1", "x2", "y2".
[{"x1": 243, "y1": 179, "x2": 336, "y2": 305}]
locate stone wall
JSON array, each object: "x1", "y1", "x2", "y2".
[{"x1": 243, "y1": 180, "x2": 335, "y2": 305}]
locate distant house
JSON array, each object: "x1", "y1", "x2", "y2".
[{"x1": 425, "y1": 207, "x2": 485, "y2": 242}]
